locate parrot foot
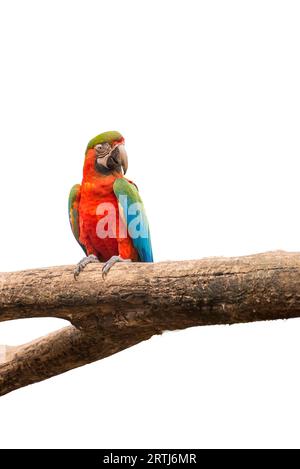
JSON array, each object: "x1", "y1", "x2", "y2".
[
  {"x1": 102, "y1": 256, "x2": 132, "y2": 280},
  {"x1": 74, "y1": 254, "x2": 100, "y2": 280}
]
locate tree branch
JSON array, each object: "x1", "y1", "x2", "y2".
[{"x1": 1, "y1": 251, "x2": 300, "y2": 396}]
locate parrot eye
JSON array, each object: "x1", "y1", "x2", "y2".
[{"x1": 95, "y1": 143, "x2": 110, "y2": 158}]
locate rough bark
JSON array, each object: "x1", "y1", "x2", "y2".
[{"x1": 0, "y1": 251, "x2": 300, "y2": 396}]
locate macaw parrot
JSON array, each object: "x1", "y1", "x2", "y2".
[{"x1": 68, "y1": 131, "x2": 153, "y2": 279}]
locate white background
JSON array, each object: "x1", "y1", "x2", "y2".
[{"x1": 0, "y1": 0, "x2": 299, "y2": 449}]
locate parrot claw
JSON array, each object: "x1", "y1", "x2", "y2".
[
  {"x1": 102, "y1": 256, "x2": 132, "y2": 280},
  {"x1": 74, "y1": 254, "x2": 100, "y2": 280}
]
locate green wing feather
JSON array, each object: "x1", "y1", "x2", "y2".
[
  {"x1": 68, "y1": 184, "x2": 87, "y2": 255},
  {"x1": 113, "y1": 178, "x2": 153, "y2": 262}
]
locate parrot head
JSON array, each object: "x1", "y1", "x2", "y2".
[{"x1": 85, "y1": 130, "x2": 128, "y2": 176}]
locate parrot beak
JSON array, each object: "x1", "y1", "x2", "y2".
[
  {"x1": 97, "y1": 141, "x2": 128, "y2": 175},
  {"x1": 117, "y1": 144, "x2": 128, "y2": 175}
]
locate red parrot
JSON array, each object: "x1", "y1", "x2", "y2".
[{"x1": 69, "y1": 131, "x2": 153, "y2": 278}]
